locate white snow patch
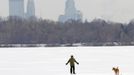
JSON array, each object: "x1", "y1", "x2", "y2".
[{"x1": 0, "y1": 47, "x2": 133, "y2": 75}]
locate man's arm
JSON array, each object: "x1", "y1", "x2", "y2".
[
  {"x1": 74, "y1": 59, "x2": 79, "y2": 65},
  {"x1": 66, "y1": 59, "x2": 70, "y2": 65}
]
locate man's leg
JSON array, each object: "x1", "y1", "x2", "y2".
[
  {"x1": 70, "y1": 66, "x2": 73, "y2": 74},
  {"x1": 72, "y1": 66, "x2": 75, "y2": 74}
]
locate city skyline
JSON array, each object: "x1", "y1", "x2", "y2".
[
  {"x1": 9, "y1": 0, "x2": 35, "y2": 18},
  {"x1": 59, "y1": 0, "x2": 83, "y2": 22},
  {"x1": 9, "y1": 0, "x2": 25, "y2": 17},
  {"x1": 0, "y1": 0, "x2": 134, "y2": 23}
]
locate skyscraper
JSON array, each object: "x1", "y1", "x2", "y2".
[
  {"x1": 26, "y1": 0, "x2": 35, "y2": 18},
  {"x1": 65, "y1": 0, "x2": 76, "y2": 15},
  {"x1": 59, "y1": 0, "x2": 82, "y2": 22},
  {"x1": 9, "y1": 0, "x2": 24, "y2": 18}
]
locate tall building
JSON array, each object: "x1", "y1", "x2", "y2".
[
  {"x1": 59, "y1": 0, "x2": 83, "y2": 22},
  {"x1": 9, "y1": 0, "x2": 25, "y2": 18},
  {"x1": 26, "y1": 0, "x2": 35, "y2": 18},
  {"x1": 65, "y1": 0, "x2": 76, "y2": 15}
]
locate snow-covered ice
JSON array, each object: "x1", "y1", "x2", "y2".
[{"x1": 0, "y1": 47, "x2": 134, "y2": 75}]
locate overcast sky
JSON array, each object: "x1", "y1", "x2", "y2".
[{"x1": 0, "y1": 0, "x2": 134, "y2": 23}]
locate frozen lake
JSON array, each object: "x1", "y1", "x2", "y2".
[{"x1": 0, "y1": 47, "x2": 134, "y2": 75}]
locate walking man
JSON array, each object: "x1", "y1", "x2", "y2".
[{"x1": 66, "y1": 55, "x2": 79, "y2": 74}]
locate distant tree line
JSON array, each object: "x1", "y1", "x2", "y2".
[{"x1": 0, "y1": 17, "x2": 134, "y2": 46}]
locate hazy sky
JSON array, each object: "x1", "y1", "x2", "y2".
[{"x1": 0, "y1": 0, "x2": 134, "y2": 23}]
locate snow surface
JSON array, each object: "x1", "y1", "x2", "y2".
[{"x1": 0, "y1": 47, "x2": 134, "y2": 75}]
